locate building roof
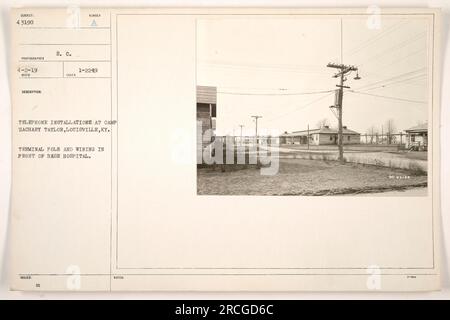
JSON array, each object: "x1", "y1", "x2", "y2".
[
  {"x1": 405, "y1": 123, "x2": 428, "y2": 133},
  {"x1": 197, "y1": 86, "x2": 217, "y2": 104},
  {"x1": 280, "y1": 126, "x2": 360, "y2": 137}
]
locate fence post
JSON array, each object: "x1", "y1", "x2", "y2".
[{"x1": 221, "y1": 138, "x2": 226, "y2": 172}]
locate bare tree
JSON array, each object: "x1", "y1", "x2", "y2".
[
  {"x1": 316, "y1": 118, "x2": 330, "y2": 129},
  {"x1": 366, "y1": 125, "x2": 378, "y2": 143},
  {"x1": 384, "y1": 119, "x2": 396, "y2": 144},
  {"x1": 384, "y1": 119, "x2": 396, "y2": 134}
]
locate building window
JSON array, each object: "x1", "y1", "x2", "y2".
[
  {"x1": 348, "y1": 136, "x2": 350, "y2": 141},
  {"x1": 330, "y1": 136, "x2": 332, "y2": 141}
]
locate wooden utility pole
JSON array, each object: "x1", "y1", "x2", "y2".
[
  {"x1": 327, "y1": 62, "x2": 360, "y2": 163},
  {"x1": 251, "y1": 115, "x2": 262, "y2": 141},
  {"x1": 239, "y1": 124, "x2": 244, "y2": 144},
  {"x1": 251, "y1": 115, "x2": 262, "y2": 166}
]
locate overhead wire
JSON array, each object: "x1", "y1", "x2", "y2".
[
  {"x1": 265, "y1": 92, "x2": 335, "y2": 122},
  {"x1": 352, "y1": 67, "x2": 426, "y2": 91},
  {"x1": 217, "y1": 89, "x2": 335, "y2": 96},
  {"x1": 344, "y1": 20, "x2": 408, "y2": 58},
  {"x1": 348, "y1": 90, "x2": 426, "y2": 104},
  {"x1": 361, "y1": 74, "x2": 427, "y2": 92},
  {"x1": 356, "y1": 31, "x2": 427, "y2": 69}
]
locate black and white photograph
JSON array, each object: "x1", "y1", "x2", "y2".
[
  {"x1": 196, "y1": 17, "x2": 431, "y2": 196},
  {"x1": 3, "y1": 6, "x2": 445, "y2": 296}
]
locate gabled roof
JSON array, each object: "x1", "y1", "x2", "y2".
[
  {"x1": 405, "y1": 123, "x2": 428, "y2": 133},
  {"x1": 315, "y1": 126, "x2": 360, "y2": 135},
  {"x1": 280, "y1": 126, "x2": 360, "y2": 137}
]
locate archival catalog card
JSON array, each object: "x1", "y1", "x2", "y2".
[{"x1": 9, "y1": 7, "x2": 441, "y2": 291}]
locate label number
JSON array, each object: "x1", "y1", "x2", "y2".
[{"x1": 17, "y1": 19, "x2": 34, "y2": 26}]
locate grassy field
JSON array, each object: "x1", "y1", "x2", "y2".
[
  {"x1": 197, "y1": 158, "x2": 427, "y2": 196},
  {"x1": 279, "y1": 144, "x2": 428, "y2": 160},
  {"x1": 386, "y1": 151, "x2": 428, "y2": 161},
  {"x1": 281, "y1": 144, "x2": 403, "y2": 152}
]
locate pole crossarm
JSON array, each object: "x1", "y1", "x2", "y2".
[
  {"x1": 251, "y1": 115, "x2": 262, "y2": 137},
  {"x1": 327, "y1": 63, "x2": 358, "y2": 78}
]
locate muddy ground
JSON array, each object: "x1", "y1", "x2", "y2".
[{"x1": 197, "y1": 158, "x2": 427, "y2": 196}]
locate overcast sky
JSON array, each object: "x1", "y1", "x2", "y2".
[{"x1": 197, "y1": 16, "x2": 430, "y2": 136}]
